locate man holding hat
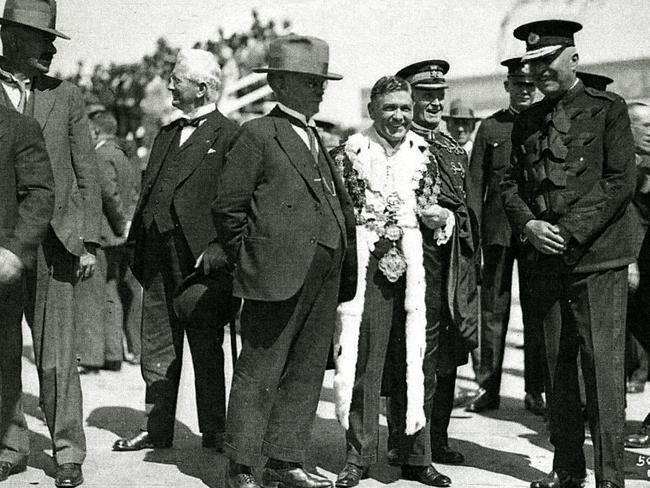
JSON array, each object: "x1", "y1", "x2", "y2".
[
  {"x1": 383, "y1": 60, "x2": 478, "y2": 484},
  {"x1": 503, "y1": 19, "x2": 636, "y2": 488},
  {"x1": 0, "y1": 1, "x2": 100, "y2": 486},
  {"x1": 465, "y1": 57, "x2": 547, "y2": 416},
  {"x1": 442, "y1": 99, "x2": 480, "y2": 157},
  {"x1": 212, "y1": 34, "x2": 356, "y2": 488},
  {"x1": 114, "y1": 48, "x2": 239, "y2": 455}
]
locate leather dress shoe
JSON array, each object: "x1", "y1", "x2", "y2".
[
  {"x1": 530, "y1": 470, "x2": 585, "y2": 488},
  {"x1": 0, "y1": 461, "x2": 26, "y2": 481},
  {"x1": 626, "y1": 381, "x2": 645, "y2": 393},
  {"x1": 262, "y1": 466, "x2": 333, "y2": 488},
  {"x1": 597, "y1": 482, "x2": 620, "y2": 488},
  {"x1": 55, "y1": 463, "x2": 83, "y2": 488},
  {"x1": 524, "y1": 393, "x2": 546, "y2": 416},
  {"x1": 401, "y1": 464, "x2": 451, "y2": 487},
  {"x1": 465, "y1": 389, "x2": 499, "y2": 413},
  {"x1": 624, "y1": 424, "x2": 650, "y2": 448},
  {"x1": 431, "y1": 445, "x2": 464, "y2": 464},
  {"x1": 112, "y1": 431, "x2": 172, "y2": 451},
  {"x1": 387, "y1": 448, "x2": 399, "y2": 466},
  {"x1": 335, "y1": 463, "x2": 368, "y2": 487},
  {"x1": 227, "y1": 473, "x2": 262, "y2": 488}
]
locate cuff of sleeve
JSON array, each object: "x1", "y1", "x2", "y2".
[{"x1": 556, "y1": 223, "x2": 573, "y2": 246}]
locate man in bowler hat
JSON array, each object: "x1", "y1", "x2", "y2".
[
  {"x1": 0, "y1": 1, "x2": 101, "y2": 486},
  {"x1": 465, "y1": 57, "x2": 546, "y2": 416},
  {"x1": 0, "y1": 105, "x2": 54, "y2": 483},
  {"x1": 114, "y1": 49, "x2": 239, "y2": 454},
  {"x1": 212, "y1": 34, "x2": 357, "y2": 488},
  {"x1": 503, "y1": 20, "x2": 636, "y2": 488}
]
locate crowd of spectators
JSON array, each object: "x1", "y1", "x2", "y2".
[{"x1": 61, "y1": 10, "x2": 291, "y2": 164}]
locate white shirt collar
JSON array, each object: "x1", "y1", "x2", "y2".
[
  {"x1": 182, "y1": 102, "x2": 216, "y2": 121},
  {"x1": 276, "y1": 103, "x2": 316, "y2": 127}
]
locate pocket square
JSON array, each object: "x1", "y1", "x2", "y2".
[{"x1": 207, "y1": 148, "x2": 217, "y2": 154}]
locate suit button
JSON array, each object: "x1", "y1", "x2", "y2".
[{"x1": 309, "y1": 237, "x2": 317, "y2": 245}]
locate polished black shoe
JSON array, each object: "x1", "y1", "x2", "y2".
[
  {"x1": 465, "y1": 388, "x2": 499, "y2": 413},
  {"x1": 201, "y1": 432, "x2": 223, "y2": 451},
  {"x1": 624, "y1": 424, "x2": 650, "y2": 448},
  {"x1": 530, "y1": 470, "x2": 585, "y2": 488},
  {"x1": 227, "y1": 473, "x2": 262, "y2": 488},
  {"x1": 524, "y1": 393, "x2": 546, "y2": 416},
  {"x1": 335, "y1": 463, "x2": 367, "y2": 488},
  {"x1": 401, "y1": 464, "x2": 451, "y2": 487},
  {"x1": 262, "y1": 466, "x2": 333, "y2": 488},
  {"x1": 112, "y1": 431, "x2": 172, "y2": 451},
  {"x1": 597, "y1": 482, "x2": 620, "y2": 488},
  {"x1": 0, "y1": 461, "x2": 26, "y2": 481},
  {"x1": 55, "y1": 463, "x2": 83, "y2": 488},
  {"x1": 431, "y1": 445, "x2": 464, "y2": 464},
  {"x1": 387, "y1": 448, "x2": 399, "y2": 466}
]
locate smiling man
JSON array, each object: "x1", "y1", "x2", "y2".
[{"x1": 502, "y1": 20, "x2": 636, "y2": 488}]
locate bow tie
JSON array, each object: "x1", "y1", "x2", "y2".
[{"x1": 177, "y1": 116, "x2": 206, "y2": 129}]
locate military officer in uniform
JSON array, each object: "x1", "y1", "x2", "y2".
[
  {"x1": 384, "y1": 61, "x2": 478, "y2": 486},
  {"x1": 503, "y1": 20, "x2": 636, "y2": 488},
  {"x1": 466, "y1": 57, "x2": 546, "y2": 415}
]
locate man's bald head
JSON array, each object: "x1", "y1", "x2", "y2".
[{"x1": 629, "y1": 102, "x2": 650, "y2": 156}]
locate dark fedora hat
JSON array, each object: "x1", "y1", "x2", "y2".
[
  {"x1": 442, "y1": 99, "x2": 480, "y2": 121},
  {"x1": 253, "y1": 34, "x2": 342, "y2": 80},
  {"x1": 173, "y1": 271, "x2": 240, "y2": 328},
  {"x1": 0, "y1": 0, "x2": 69, "y2": 40}
]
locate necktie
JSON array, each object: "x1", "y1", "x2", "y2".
[{"x1": 306, "y1": 126, "x2": 319, "y2": 164}]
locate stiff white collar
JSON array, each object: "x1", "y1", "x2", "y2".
[{"x1": 276, "y1": 103, "x2": 316, "y2": 127}]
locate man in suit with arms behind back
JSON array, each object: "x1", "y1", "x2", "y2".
[{"x1": 213, "y1": 34, "x2": 357, "y2": 488}]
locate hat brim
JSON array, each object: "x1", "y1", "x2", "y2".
[
  {"x1": 410, "y1": 82, "x2": 448, "y2": 90},
  {"x1": 521, "y1": 45, "x2": 563, "y2": 61},
  {"x1": 0, "y1": 18, "x2": 70, "y2": 40},
  {"x1": 252, "y1": 66, "x2": 342, "y2": 80}
]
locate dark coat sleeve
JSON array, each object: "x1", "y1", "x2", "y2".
[
  {"x1": 5, "y1": 116, "x2": 55, "y2": 268},
  {"x1": 97, "y1": 151, "x2": 126, "y2": 236},
  {"x1": 468, "y1": 120, "x2": 487, "y2": 231},
  {"x1": 556, "y1": 95, "x2": 636, "y2": 245},
  {"x1": 68, "y1": 84, "x2": 102, "y2": 245},
  {"x1": 212, "y1": 126, "x2": 264, "y2": 264}
]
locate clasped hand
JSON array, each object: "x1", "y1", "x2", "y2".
[
  {"x1": 523, "y1": 220, "x2": 566, "y2": 255},
  {"x1": 195, "y1": 242, "x2": 228, "y2": 275},
  {"x1": 420, "y1": 204, "x2": 450, "y2": 230}
]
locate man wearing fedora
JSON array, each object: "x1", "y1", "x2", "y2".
[
  {"x1": 465, "y1": 57, "x2": 547, "y2": 416},
  {"x1": 0, "y1": 104, "x2": 54, "y2": 483},
  {"x1": 503, "y1": 20, "x2": 636, "y2": 488},
  {"x1": 442, "y1": 99, "x2": 480, "y2": 157},
  {"x1": 114, "y1": 49, "x2": 240, "y2": 454},
  {"x1": 212, "y1": 34, "x2": 356, "y2": 488},
  {"x1": 0, "y1": 1, "x2": 101, "y2": 486}
]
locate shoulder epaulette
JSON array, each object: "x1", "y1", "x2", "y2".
[{"x1": 584, "y1": 86, "x2": 617, "y2": 102}]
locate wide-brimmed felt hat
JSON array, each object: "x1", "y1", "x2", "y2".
[
  {"x1": 252, "y1": 34, "x2": 342, "y2": 80},
  {"x1": 173, "y1": 271, "x2": 240, "y2": 328},
  {"x1": 442, "y1": 99, "x2": 479, "y2": 121},
  {"x1": 576, "y1": 71, "x2": 613, "y2": 91},
  {"x1": 514, "y1": 19, "x2": 582, "y2": 62},
  {"x1": 395, "y1": 59, "x2": 449, "y2": 90},
  {"x1": 0, "y1": 0, "x2": 69, "y2": 40}
]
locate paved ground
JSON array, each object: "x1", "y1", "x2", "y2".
[{"x1": 6, "y1": 281, "x2": 650, "y2": 487}]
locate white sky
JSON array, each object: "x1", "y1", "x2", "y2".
[{"x1": 2, "y1": 0, "x2": 649, "y2": 124}]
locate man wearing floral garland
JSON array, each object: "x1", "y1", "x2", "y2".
[
  {"x1": 386, "y1": 60, "x2": 479, "y2": 479},
  {"x1": 332, "y1": 75, "x2": 453, "y2": 488}
]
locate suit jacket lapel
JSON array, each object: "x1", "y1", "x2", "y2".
[
  {"x1": 174, "y1": 111, "x2": 224, "y2": 186},
  {"x1": 271, "y1": 113, "x2": 322, "y2": 199},
  {"x1": 140, "y1": 124, "x2": 177, "y2": 195},
  {"x1": 32, "y1": 82, "x2": 56, "y2": 129}
]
